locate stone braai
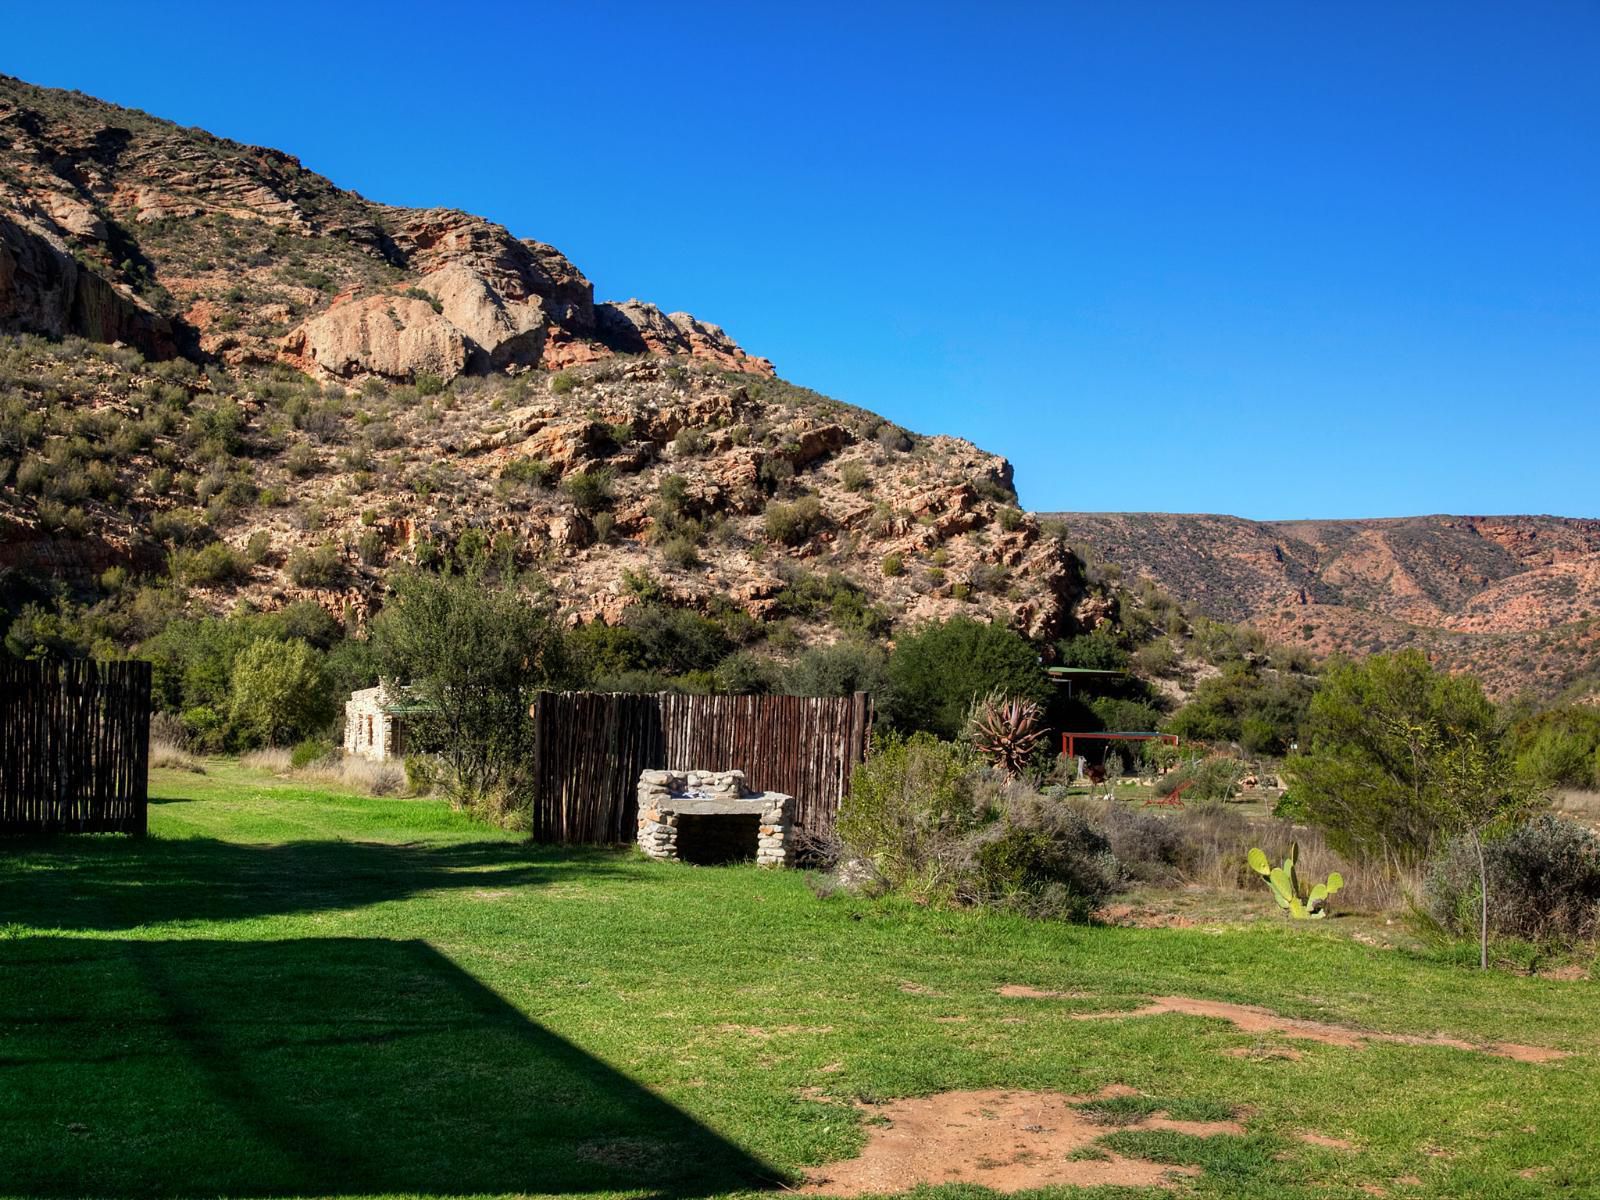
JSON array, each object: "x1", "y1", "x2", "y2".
[{"x1": 636, "y1": 769, "x2": 794, "y2": 867}]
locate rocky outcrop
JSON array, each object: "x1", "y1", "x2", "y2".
[
  {"x1": 0, "y1": 212, "x2": 174, "y2": 357},
  {"x1": 0, "y1": 74, "x2": 774, "y2": 382},
  {"x1": 416, "y1": 263, "x2": 548, "y2": 371},
  {"x1": 281, "y1": 294, "x2": 467, "y2": 381},
  {"x1": 597, "y1": 300, "x2": 775, "y2": 375},
  {"x1": 385, "y1": 208, "x2": 595, "y2": 329}
]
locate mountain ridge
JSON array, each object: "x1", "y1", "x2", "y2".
[{"x1": 1041, "y1": 510, "x2": 1600, "y2": 697}]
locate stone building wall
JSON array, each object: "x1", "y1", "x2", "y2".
[{"x1": 344, "y1": 685, "x2": 404, "y2": 762}]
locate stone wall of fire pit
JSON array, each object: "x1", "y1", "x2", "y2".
[{"x1": 636, "y1": 769, "x2": 794, "y2": 867}]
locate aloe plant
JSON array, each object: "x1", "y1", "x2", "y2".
[
  {"x1": 1247, "y1": 843, "x2": 1343, "y2": 919},
  {"x1": 968, "y1": 689, "x2": 1048, "y2": 780}
]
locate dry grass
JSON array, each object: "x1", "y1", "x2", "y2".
[
  {"x1": 149, "y1": 739, "x2": 206, "y2": 773},
  {"x1": 1074, "y1": 795, "x2": 1419, "y2": 914},
  {"x1": 240, "y1": 747, "x2": 293, "y2": 773},
  {"x1": 239, "y1": 748, "x2": 405, "y2": 797}
]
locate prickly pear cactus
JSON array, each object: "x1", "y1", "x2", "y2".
[{"x1": 1247, "y1": 843, "x2": 1344, "y2": 919}]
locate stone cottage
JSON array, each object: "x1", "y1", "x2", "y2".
[{"x1": 343, "y1": 683, "x2": 420, "y2": 762}]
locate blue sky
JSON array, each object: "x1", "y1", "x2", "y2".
[{"x1": 6, "y1": 2, "x2": 1597, "y2": 519}]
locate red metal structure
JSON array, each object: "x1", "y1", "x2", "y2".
[{"x1": 1060, "y1": 731, "x2": 1179, "y2": 760}]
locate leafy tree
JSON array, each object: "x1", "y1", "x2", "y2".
[
  {"x1": 227, "y1": 638, "x2": 334, "y2": 748},
  {"x1": 884, "y1": 617, "x2": 1048, "y2": 739},
  {"x1": 780, "y1": 639, "x2": 888, "y2": 698},
  {"x1": 1165, "y1": 661, "x2": 1316, "y2": 755},
  {"x1": 1287, "y1": 651, "x2": 1498, "y2": 865},
  {"x1": 1055, "y1": 626, "x2": 1129, "y2": 670},
  {"x1": 372, "y1": 570, "x2": 569, "y2": 803},
  {"x1": 1510, "y1": 706, "x2": 1600, "y2": 789},
  {"x1": 619, "y1": 604, "x2": 733, "y2": 677},
  {"x1": 1420, "y1": 725, "x2": 1543, "y2": 969}
]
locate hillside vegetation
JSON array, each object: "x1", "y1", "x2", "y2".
[{"x1": 0, "y1": 74, "x2": 1077, "y2": 650}]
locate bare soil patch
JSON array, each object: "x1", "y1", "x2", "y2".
[
  {"x1": 800, "y1": 1088, "x2": 1237, "y2": 1194},
  {"x1": 1067, "y1": 995, "x2": 1567, "y2": 1063},
  {"x1": 1298, "y1": 1132, "x2": 1357, "y2": 1149},
  {"x1": 995, "y1": 984, "x2": 1092, "y2": 999}
]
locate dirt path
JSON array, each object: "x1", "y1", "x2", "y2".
[
  {"x1": 800, "y1": 1088, "x2": 1235, "y2": 1194},
  {"x1": 1062, "y1": 995, "x2": 1567, "y2": 1063}
]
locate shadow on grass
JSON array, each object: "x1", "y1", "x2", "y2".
[
  {"x1": 0, "y1": 936, "x2": 780, "y2": 1198},
  {"x1": 0, "y1": 836, "x2": 631, "y2": 930}
]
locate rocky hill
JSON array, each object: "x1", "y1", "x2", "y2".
[
  {"x1": 1043, "y1": 512, "x2": 1600, "y2": 698},
  {"x1": 0, "y1": 75, "x2": 1079, "y2": 647}
]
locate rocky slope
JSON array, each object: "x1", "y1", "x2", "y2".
[
  {"x1": 1044, "y1": 512, "x2": 1600, "y2": 698},
  {"x1": 0, "y1": 76, "x2": 1081, "y2": 647}
]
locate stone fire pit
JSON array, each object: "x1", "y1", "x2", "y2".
[{"x1": 636, "y1": 769, "x2": 794, "y2": 867}]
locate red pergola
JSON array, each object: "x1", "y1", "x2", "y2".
[{"x1": 1060, "y1": 731, "x2": 1178, "y2": 760}]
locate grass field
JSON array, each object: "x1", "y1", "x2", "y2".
[{"x1": 1, "y1": 762, "x2": 1595, "y2": 1199}]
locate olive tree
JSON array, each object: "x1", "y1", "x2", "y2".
[{"x1": 371, "y1": 570, "x2": 569, "y2": 805}]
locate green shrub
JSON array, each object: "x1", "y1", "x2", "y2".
[
  {"x1": 960, "y1": 793, "x2": 1121, "y2": 921},
  {"x1": 1512, "y1": 707, "x2": 1600, "y2": 789},
  {"x1": 672, "y1": 427, "x2": 708, "y2": 456},
  {"x1": 1426, "y1": 815, "x2": 1600, "y2": 945},
  {"x1": 404, "y1": 754, "x2": 436, "y2": 795},
  {"x1": 836, "y1": 733, "x2": 978, "y2": 896},
  {"x1": 997, "y1": 506, "x2": 1023, "y2": 532},
  {"x1": 170, "y1": 541, "x2": 246, "y2": 586},
  {"x1": 764, "y1": 496, "x2": 823, "y2": 545},
  {"x1": 373, "y1": 570, "x2": 570, "y2": 804},
  {"x1": 884, "y1": 617, "x2": 1049, "y2": 739},
  {"x1": 1155, "y1": 755, "x2": 1247, "y2": 802},
  {"x1": 290, "y1": 738, "x2": 335, "y2": 769},
  {"x1": 876, "y1": 424, "x2": 913, "y2": 453},
  {"x1": 180, "y1": 705, "x2": 226, "y2": 751},
  {"x1": 286, "y1": 544, "x2": 344, "y2": 588},
  {"x1": 781, "y1": 640, "x2": 888, "y2": 699},
  {"x1": 1290, "y1": 650, "x2": 1499, "y2": 865},
  {"x1": 770, "y1": 569, "x2": 890, "y2": 639},
  {"x1": 562, "y1": 468, "x2": 614, "y2": 513},
  {"x1": 713, "y1": 650, "x2": 780, "y2": 695},
  {"x1": 881, "y1": 553, "x2": 903, "y2": 577},
  {"x1": 661, "y1": 534, "x2": 701, "y2": 570},
  {"x1": 357, "y1": 529, "x2": 385, "y2": 566},
  {"x1": 284, "y1": 442, "x2": 319, "y2": 477},
  {"x1": 550, "y1": 371, "x2": 577, "y2": 395},
  {"x1": 500, "y1": 456, "x2": 555, "y2": 490},
  {"x1": 839, "y1": 461, "x2": 871, "y2": 492}
]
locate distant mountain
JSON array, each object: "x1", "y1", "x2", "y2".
[{"x1": 1039, "y1": 512, "x2": 1600, "y2": 698}]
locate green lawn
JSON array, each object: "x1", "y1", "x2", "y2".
[{"x1": 0, "y1": 761, "x2": 1595, "y2": 1199}]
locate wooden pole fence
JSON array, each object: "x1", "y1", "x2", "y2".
[
  {"x1": 529, "y1": 691, "x2": 872, "y2": 845},
  {"x1": 0, "y1": 658, "x2": 151, "y2": 836}
]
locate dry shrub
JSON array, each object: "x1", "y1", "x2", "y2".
[
  {"x1": 241, "y1": 747, "x2": 293, "y2": 773},
  {"x1": 466, "y1": 784, "x2": 530, "y2": 832},
  {"x1": 149, "y1": 739, "x2": 205, "y2": 773},
  {"x1": 241, "y1": 747, "x2": 404, "y2": 797},
  {"x1": 1101, "y1": 803, "x2": 1191, "y2": 884},
  {"x1": 1426, "y1": 815, "x2": 1600, "y2": 944},
  {"x1": 1098, "y1": 800, "x2": 1413, "y2": 913},
  {"x1": 149, "y1": 710, "x2": 194, "y2": 751}
]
